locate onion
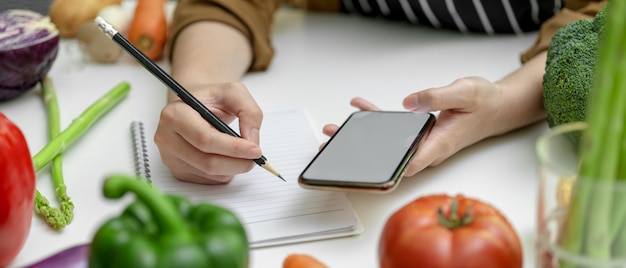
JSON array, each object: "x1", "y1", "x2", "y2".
[{"x1": 0, "y1": 9, "x2": 59, "y2": 101}]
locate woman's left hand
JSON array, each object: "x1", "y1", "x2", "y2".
[{"x1": 322, "y1": 76, "x2": 542, "y2": 177}]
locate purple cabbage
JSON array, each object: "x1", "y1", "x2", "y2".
[{"x1": 0, "y1": 9, "x2": 59, "y2": 101}]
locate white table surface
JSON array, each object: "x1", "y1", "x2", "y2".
[{"x1": 3, "y1": 3, "x2": 549, "y2": 267}]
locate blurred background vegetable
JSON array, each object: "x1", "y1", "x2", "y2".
[
  {"x1": 95, "y1": 5, "x2": 130, "y2": 35},
  {"x1": 557, "y1": 2, "x2": 626, "y2": 266},
  {"x1": 89, "y1": 174, "x2": 249, "y2": 268},
  {"x1": 24, "y1": 244, "x2": 89, "y2": 268},
  {"x1": 76, "y1": 5, "x2": 130, "y2": 63},
  {"x1": 48, "y1": 0, "x2": 121, "y2": 38},
  {"x1": 0, "y1": 9, "x2": 59, "y2": 101},
  {"x1": 283, "y1": 254, "x2": 328, "y2": 268},
  {"x1": 0, "y1": 113, "x2": 36, "y2": 267},
  {"x1": 378, "y1": 194, "x2": 522, "y2": 268},
  {"x1": 128, "y1": 0, "x2": 167, "y2": 61}
]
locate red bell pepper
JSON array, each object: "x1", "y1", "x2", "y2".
[{"x1": 0, "y1": 112, "x2": 36, "y2": 267}]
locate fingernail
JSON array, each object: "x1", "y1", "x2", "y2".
[
  {"x1": 247, "y1": 128, "x2": 261, "y2": 158},
  {"x1": 404, "y1": 95, "x2": 430, "y2": 112},
  {"x1": 248, "y1": 128, "x2": 260, "y2": 144},
  {"x1": 413, "y1": 106, "x2": 430, "y2": 113}
]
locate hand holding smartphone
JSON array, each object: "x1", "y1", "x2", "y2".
[{"x1": 298, "y1": 111, "x2": 435, "y2": 192}]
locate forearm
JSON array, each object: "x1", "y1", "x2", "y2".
[
  {"x1": 169, "y1": 21, "x2": 253, "y2": 101},
  {"x1": 493, "y1": 51, "x2": 547, "y2": 134}
]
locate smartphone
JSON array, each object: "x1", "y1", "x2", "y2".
[{"x1": 298, "y1": 111, "x2": 435, "y2": 192}]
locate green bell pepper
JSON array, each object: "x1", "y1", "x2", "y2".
[{"x1": 89, "y1": 174, "x2": 249, "y2": 268}]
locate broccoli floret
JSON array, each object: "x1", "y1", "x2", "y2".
[
  {"x1": 542, "y1": 5, "x2": 608, "y2": 144},
  {"x1": 592, "y1": 4, "x2": 608, "y2": 36}
]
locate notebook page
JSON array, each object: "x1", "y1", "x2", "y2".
[{"x1": 142, "y1": 108, "x2": 363, "y2": 247}]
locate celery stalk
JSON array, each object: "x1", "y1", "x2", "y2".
[
  {"x1": 611, "y1": 115, "x2": 626, "y2": 254},
  {"x1": 614, "y1": 212, "x2": 626, "y2": 257},
  {"x1": 559, "y1": 178, "x2": 591, "y2": 264},
  {"x1": 581, "y1": 1, "x2": 626, "y2": 260},
  {"x1": 559, "y1": 0, "x2": 626, "y2": 263},
  {"x1": 608, "y1": 47, "x2": 626, "y2": 252},
  {"x1": 583, "y1": 56, "x2": 625, "y2": 260}
]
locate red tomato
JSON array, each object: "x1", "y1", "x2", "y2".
[
  {"x1": 378, "y1": 194, "x2": 522, "y2": 268},
  {"x1": 0, "y1": 113, "x2": 36, "y2": 266}
]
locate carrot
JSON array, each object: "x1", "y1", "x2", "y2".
[
  {"x1": 283, "y1": 254, "x2": 328, "y2": 268},
  {"x1": 127, "y1": 0, "x2": 167, "y2": 61}
]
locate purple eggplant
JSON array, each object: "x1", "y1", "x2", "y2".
[{"x1": 24, "y1": 244, "x2": 89, "y2": 268}]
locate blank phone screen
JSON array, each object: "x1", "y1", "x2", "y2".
[{"x1": 300, "y1": 111, "x2": 434, "y2": 185}]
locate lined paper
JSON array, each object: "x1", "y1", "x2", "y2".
[{"x1": 134, "y1": 108, "x2": 362, "y2": 247}]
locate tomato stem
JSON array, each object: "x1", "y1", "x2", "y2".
[{"x1": 438, "y1": 198, "x2": 474, "y2": 229}]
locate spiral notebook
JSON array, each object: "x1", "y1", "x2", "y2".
[{"x1": 130, "y1": 108, "x2": 363, "y2": 248}]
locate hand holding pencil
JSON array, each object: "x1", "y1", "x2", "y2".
[
  {"x1": 154, "y1": 84, "x2": 282, "y2": 184},
  {"x1": 95, "y1": 17, "x2": 284, "y2": 184}
]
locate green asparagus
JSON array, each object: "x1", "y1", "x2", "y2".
[
  {"x1": 33, "y1": 77, "x2": 74, "y2": 230},
  {"x1": 32, "y1": 80, "x2": 130, "y2": 230},
  {"x1": 31, "y1": 81, "x2": 130, "y2": 170}
]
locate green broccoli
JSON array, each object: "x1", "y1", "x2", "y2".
[{"x1": 542, "y1": 5, "x2": 608, "y2": 144}]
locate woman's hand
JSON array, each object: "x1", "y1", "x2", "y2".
[
  {"x1": 323, "y1": 76, "x2": 544, "y2": 177},
  {"x1": 154, "y1": 82, "x2": 264, "y2": 184}
]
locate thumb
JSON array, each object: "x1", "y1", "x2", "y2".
[
  {"x1": 219, "y1": 83, "x2": 264, "y2": 146},
  {"x1": 238, "y1": 113, "x2": 262, "y2": 146},
  {"x1": 403, "y1": 78, "x2": 484, "y2": 112}
]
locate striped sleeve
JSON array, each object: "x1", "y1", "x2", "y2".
[{"x1": 340, "y1": 0, "x2": 563, "y2": 34}]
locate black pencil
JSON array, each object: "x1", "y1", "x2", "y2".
[{"x1": 94, "y1": 17, "x2": 285, "y2": 182}]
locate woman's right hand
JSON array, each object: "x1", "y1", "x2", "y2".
[{"x1": 154, "y1": 82, "x2": 265, "y2": 184}]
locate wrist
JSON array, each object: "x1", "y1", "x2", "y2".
[{"x1": 170, "y1": 21, "x2": 252, "y2": 86}]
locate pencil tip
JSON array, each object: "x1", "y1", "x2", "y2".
[{"x1": 262, "y1": 161, "x2": 285, "y2": 182}]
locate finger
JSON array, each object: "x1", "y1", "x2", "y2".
[
  {"x1": 217, "y1": 82, "x2": 264, "y2": 147},
  {"x1": 402, "y1": 128, "x2": 459, "y2": 177},
  {"x1": 402, "y1": 139, "x2": 441, "y2": 177},
  {"x1": 350, "y1": 97, "x2": 381, "y2": 111},
  {"x1": 403, "y1": 78, "x2": 486, "y2": 112},
  {"x1": 318, "y1": 141, "x2": 327, "y2": 151},
  {"x1": 156, "y1": 122, "x2": 256, "y2": 181},
  {"x1": 322, "y1": 124, "x2": 339, "y2": 137},
  {"x1": 166, "y1": 153, "x2": 256, "y2": 184},
  {"x1": 162, "y1": 154, "x2": 234, "y2": 185},
  {"x1": 159, "y1": 101, "x2": 261, "y2": 160}
]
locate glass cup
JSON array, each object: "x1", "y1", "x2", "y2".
[{"x1": 536, "y1": 122, "x2": 626, "y2": 268}]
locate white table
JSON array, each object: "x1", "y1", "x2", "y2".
[{"x1": 3, "y1": 3, "x2": 548, "y2": 268}]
